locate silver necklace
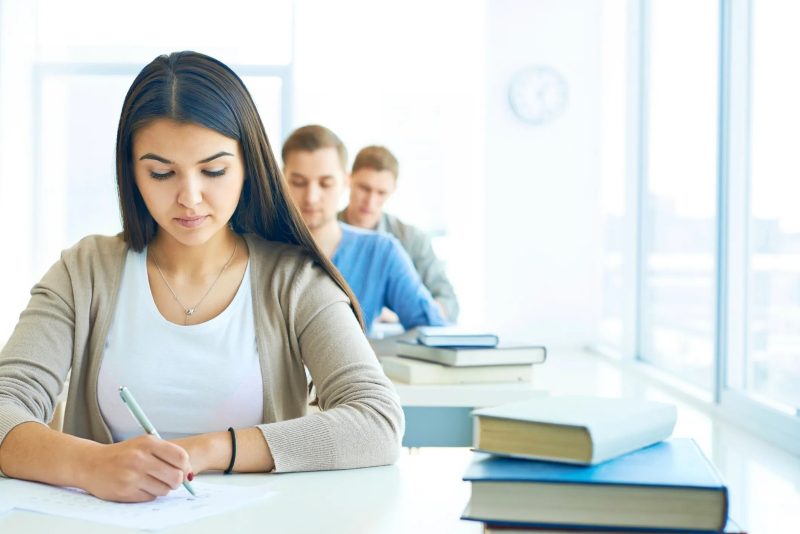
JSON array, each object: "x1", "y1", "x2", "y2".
[{"x1": 151, "y1": 238, "x2": 238, "y2": 324}]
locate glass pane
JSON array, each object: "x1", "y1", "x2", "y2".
[
  {"x1": 598, "y1": 0, "x2": 629, "y2": 351},
  {"x1": 747, "y1": 0, "x2": 800, "y2": 412},
  {"x1": 640, "y1": 0, "x2": 719, "y2": 391},
  {"x1": 37, "y1": 74, "x2": 132, "y2": 268}
]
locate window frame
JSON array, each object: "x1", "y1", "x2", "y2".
[{"x1": 717, "y1": 0, "x2": 800, "y2": 455}]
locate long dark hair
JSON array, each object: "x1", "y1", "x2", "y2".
[{"x1": 115, "y1": 51, "x2": 364, "y2": 330}]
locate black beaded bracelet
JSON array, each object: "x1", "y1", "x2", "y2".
[{"x1": 224, "y1": 427, "x2": 237, "y2": 475}]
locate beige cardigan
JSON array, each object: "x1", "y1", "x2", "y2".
[{"x1": 0, "y1": 234, "x2": 404, "y2": 474}]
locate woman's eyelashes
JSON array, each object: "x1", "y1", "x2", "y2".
[
  {"x1": 150, "y1": 170, "x2": 174, "y2": 180},
  {"x1": 148, "y1": 168, "x2": 227, "y2": 180}
]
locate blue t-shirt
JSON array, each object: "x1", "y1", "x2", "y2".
[{"x1": 333, "y1": 223, "x2": 447, "y2": 334}]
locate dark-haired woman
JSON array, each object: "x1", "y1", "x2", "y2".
[{"x1": 0, "y1": 51, "x2": 403, "y2": 503}]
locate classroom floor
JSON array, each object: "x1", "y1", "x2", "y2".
[{"x1": 410, "y1": 348, "x2": 800, "y2": 534}]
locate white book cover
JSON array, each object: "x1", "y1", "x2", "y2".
[
  {"x1": 397, "y1": 339, "x2": 546, "y2": 367},
  {"x1": 472, "y1": 395, "x2": 677, "y2": 464},
  {"x1": 381, "y1": 356, "x2": 533, "y2": 385}
]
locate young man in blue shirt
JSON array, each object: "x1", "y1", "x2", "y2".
[{"x1": 281, "y1": 125, "x2": 447, "y2": 335}]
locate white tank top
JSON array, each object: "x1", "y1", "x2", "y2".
[{"x1": 97, "y1": 247, "x2": 263, "y2": 441}]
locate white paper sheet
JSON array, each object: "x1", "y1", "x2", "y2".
[
  {"x1": 0, "y1": 479, "x2": 15, "y2": 515},
  {"x1": 1, "y1": 479, "x2": 272, "y2": 530}
]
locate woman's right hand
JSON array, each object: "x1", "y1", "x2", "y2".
[{"x1": 81, "y1": 435, "x2": 193, "y2": 502}]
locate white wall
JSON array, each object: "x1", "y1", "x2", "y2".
[
  {"x1": 292, "y1": 0, "x2": 487, "y2": 325},
  {"x1": 483, "y1": 0, "x2": 604, "y2": 346},
  {"x1": 0, "y1": 0, "x2": 606, "y2": 348}
]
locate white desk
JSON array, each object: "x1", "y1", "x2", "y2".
[
  {"x1": 4, "y1": 349, "x2": 796, "y2": 533},
  {"x1": 0, "y1": 448, "x2": 480, "y2": 533}
]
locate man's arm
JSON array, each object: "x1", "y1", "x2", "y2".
[
  {"x1": 382, "y1": 237, "x2": 448, "y2": 330},
  {"x1": 409, "y1": 234, "x2": 459, "y2": 321},
  {"x1": 388, "y1": 219, "x2": 459, "y2": 321}
]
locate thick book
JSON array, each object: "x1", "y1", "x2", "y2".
[
  {"x1": 472, "y1": 395, "x2": 676, "y2": 465},
  {"x1": 482, "y1": 517, "x2": 745, "y2": 533},
  {"x1": 397, "y1": 339, "x2": 547, "y2": 367},
  {"x1": 416, "y1": 326, "x2": 500, "y2": 347},
  {"x1": 462, "y1": 439, "x2": 728, "y2": 532},
  {"x1": 380, "y1": 356, "x2": 533, "y2": 385}
]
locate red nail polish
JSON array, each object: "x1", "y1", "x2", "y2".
[{"x1": 187, "y1": 472, "x2": 194, "y2": 481}]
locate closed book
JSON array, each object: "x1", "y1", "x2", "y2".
[
  {"x1": 380, "y1": 356, "x2": 534, "y2": 385},
  {"x1": 462, "y1": 439, "x2": 728, "y2": 532},
  {"x1": 416, "y1": 326, "x2": 500, "y2": 347},
  {"x1": 472, "y1": 395, "x2": 676, "y2": 465},
  {"x1": 482, "y1": 517, "x2": 745, "y2": 533},
  {"x1": 397, "y1": 339, "x2": 547, "y2": 367}
]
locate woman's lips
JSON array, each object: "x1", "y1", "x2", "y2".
[{"x1": 175, "y1": 215, "x2": 208, "y2": 228}]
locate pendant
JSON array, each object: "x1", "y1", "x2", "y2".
[{"x1": 186, "y1": 308, "x2": 195, "y2": 317}]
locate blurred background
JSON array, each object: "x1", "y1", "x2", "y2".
[{"x1": 0, "y1": 0, "x2": 797, "y2": 451}]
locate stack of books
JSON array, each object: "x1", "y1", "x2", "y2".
[
  {"x1": 380, "y1": 327, "x2": 547, "y2": 385},
  {"x1": 461, "y1": 396, "x2": 738, "y2": 533}
]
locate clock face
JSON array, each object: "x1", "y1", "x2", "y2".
[{"x1": 508, "y1": 66, "x2": 568, "y2": 125}]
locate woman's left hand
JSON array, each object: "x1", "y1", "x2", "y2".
[{"x1": 171, "y1": 428, "x2": 274, "y2": 474}]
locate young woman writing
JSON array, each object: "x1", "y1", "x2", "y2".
[{"x1": 0, "y1": 51, "x2": 403, "y2": 502}]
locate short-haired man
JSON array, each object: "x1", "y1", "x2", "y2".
[
  {"x1": 339, "y1": 146, "x2": 459, "y2": 321},
  {"x1": 281, "y1": 125, "x2": 447, "y2": 335}
]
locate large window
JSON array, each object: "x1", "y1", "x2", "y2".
[
  {"x1": 742, "y1": 0, "x2": 800, "y2": 413},
  {"x1": 596, "y1": 0, "x2": 800, "y2": 452},
  {"x1": 640, "y1": 0, "x2": 720, "y2": 392}
]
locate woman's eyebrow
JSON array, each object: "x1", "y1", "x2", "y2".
[
  {"x1": 137, "y1": 151, "x2": 234, "y2": 164},
  {"x1": 139, "y1": 153, "x2": 172, "y2": 164},
  {"x1": 197, "y1": 151, "x2": 234, "y2": 164}
]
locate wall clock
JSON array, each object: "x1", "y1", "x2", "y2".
[{"x1": 507, "y1": 65, "x2": 568, "y2": 125}]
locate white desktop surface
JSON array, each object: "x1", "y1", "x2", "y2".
[
  {"x1": 2, "y1": 349, "x2": 797, "y2": 534},
  {"x1": 392, "y1": 380, "x2": 544, "y2": 406},
  {"x1": 0, "y1": 448, "x2": 480, "y2": 533}
]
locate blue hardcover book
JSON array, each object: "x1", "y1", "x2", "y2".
[
  {"x1": 482, "y1": 517, "x2": 745, "y2": 534},
  {"x1": 462, "y1": 438, "x2": 728, "y2": 532}
]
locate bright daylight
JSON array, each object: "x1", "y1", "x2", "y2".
[{"x1": 0, "y1": 1, "x2": 797, "y2": 533}]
